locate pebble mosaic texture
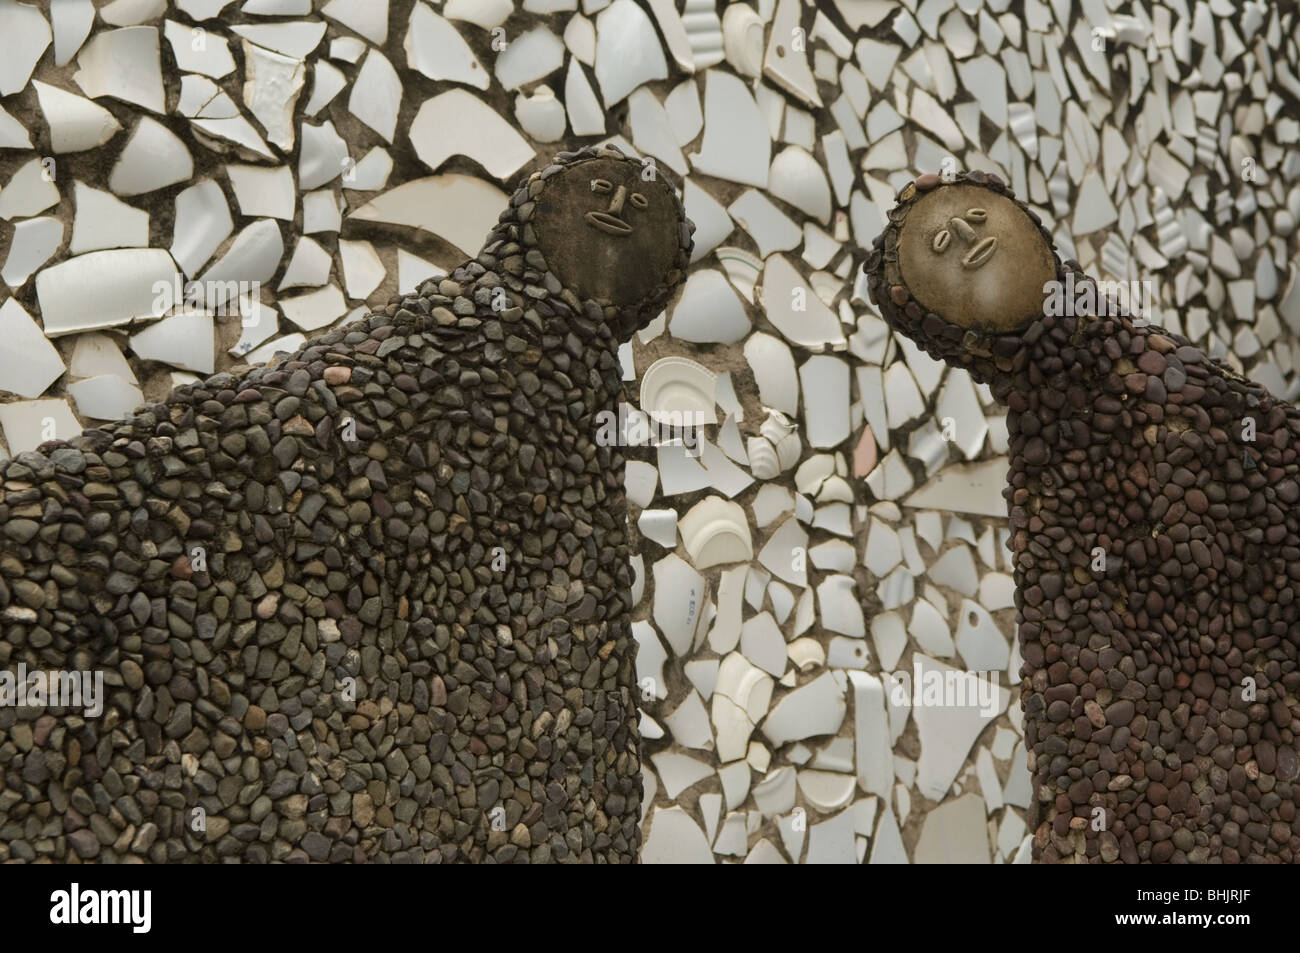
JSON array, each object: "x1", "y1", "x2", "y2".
[
  {"x1": 2, "y1": 0, "x2": 1300, "y2": 863},
  {"x1": 868, "y1": 170, "x2": 1300, "y2": 863}
]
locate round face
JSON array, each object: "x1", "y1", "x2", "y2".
[
  {"x1": 532, "y1": 156, "x2": 682, "y2": 308},
  {"x1": 898, "y1": 184, "x2": 1056, "y2": 332}
]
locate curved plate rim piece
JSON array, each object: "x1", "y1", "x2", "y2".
[{"x1": 639, "y1": 354, "x2": 719, "y2": 426}]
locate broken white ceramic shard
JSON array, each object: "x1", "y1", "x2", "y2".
[
  {"x1": 954, "y1": 599, "x2": 1009, "y2": 671},
  {"x1": 768, "y1": 146, "x2": 831, "y2": 224},
  {"x1": 691, "y1": 70, "x2": 770, "y2": 187},
  {"x1": 741, "y1": 611, "x2": 787, "y2": 677},
  {"x1": 303, "y1": 59, "x2": 346, "y2": 116},
  {"x1": 496, "y1": 25, "x2": 565, "y2": 90},
  {"x1": 278, "y1": 283, "x2": 346, "y2": 331},
  {"x1": 243, "y1": 332, "x2": 305, "y2": 366},
  {"x1": 2, "y1": 217, "x2": 63, "y2": 287},
  {"x1": 242, "y1": 40, "x2": 306, "y2": 151},
  {"x1": 0, "y1": 399, "x2": 81, "y2": 453},
  {"x1": 298, "y1": 119, "x2": 349, "y2": 190},
  {"x1": 231, "y1": 20, "x2": 325, "y2": 58},
  {"x1": 180, "y1": 78, "x2": 273, "y2": 159},
  {"x1": 108, "y1": 117, "x2": 193, "y2": 196},
  {"x1": 642, "y1": 807, "x2": 714, "y2": 864},
  {"x1": 350, "y1": 175, "x2": 505, "y2": 258},
  {"x1": 67, "y1": 374, "x2": 144, "y2": 421},
  {"x1": 760, "y1": 255, "x2": 846, "y2": 350},
  {"x1": 563, "y1": 11, "x2": 595, "y2": 64},
  {"x1": 226, "y1": 164, "x2": 295, "y2": 220},
  {"x1": 33, "y1": 80, "x2": 122, "y2": 153},
  {"x1": 639, "y1": 355, "x2": 717, "y2": 425},
  {"x1": 404, "y1": 3, "x2": 488, "y2": 88},
  {"x1": 337, "y1": 239, "x2": 385, "y2": 300},
  {"x1": 912, "y1": 654, "x2": 1009, "y2": 800},
  {"x1": 0, "y1": 298, "x2": 65, "y2": 398},
  {"x1": 170, "y1": 179, "x2": 233, "y2": 277},
  {"x1": 396, "y1": 249, "x2": 444, "y2": 294},
  {"x1": 0, "y1": 0, "x2": 52, "y2": 95},
  {"x1": 229, "y1": 297, "x2": 279, "y2": 357},
  {"x1": 652, "y1": 553, "x2": 705, "y2": 654},
  {"x1": 757, "y1": 515, "x2": 807, "y2": 587},
  {"x1": 70, "y1": 182, "x2": 148, "y2": 254},
  {"x1": 278, "y1": 236, "x2": 332, "y2": 290},
  {"x1": 728, "y1": 191, "x2": 800, "y2": 257},
  {"x1": 515, "y1": 86, "x2": 567, "y2": 142},
  {"x1": 52, "y1": 0, "x2": 95, "y2": 66},
  {"x1": 0, "y1": 103, "x2": 32, "y2": 149},
  {"x1": 683, "y1": 180, "x2": 732, "y2": 261},
  {"x1": 69, "y1": 333, "x2": 136, "y2": 382},
  {"x1": 627, "y1": 87, "x2": 687, "y2": 175},
  {"x1": 411, "y1": 89, "x2": 534, "y2": 181},
  {"x1": 0, "y1": 158, "x2": 59, "y2": 221},
  {"x1": 649, "y1": 751, "x2": 713, "y2": 799},
  {"x1": 713, "y1": 652, "x2": 773, "y2": 762},
  {"x1": 345, "y1": 147, "x2": 392, "y2": 191},
  {"x1": 348, "y1": 48, "x2": 401, "y2": 143},
  {"x1": 130, "y1": 311, "x2": 215, "y2": 373},
  {"x1": 74, "y1": 26, "x2": 164, "y2": 113},
  {"x1": 199, "y1": 219, "x2": 284, "y2": 304},
  {"x1": 680, "y1": 496, "x2": 752, "y2": 569},
  {"x1": 322, "y1": 0, "x2": 387, "y2": 43},
  {"x1": 664, "y1": 690, "x2": 714, "y2": 751},
  {"x1": 903, "y1": 458, "x2": 1009, "y2": 518},
  {"x1": 100, "y1": 0, "x2": 165, "y2": 24},
  {"x1": 564, "y1": 59, "x2": 605, "y2": 137},
  {"x1": 762, "y1": 671, "x2": 846, "y2": 746},
  {"x1": 914, "y1": 793, "x2": 989, "y2": 863},
  {"x1": 818, "y1": 573, "x2": 864, "y2": 637},
  {"x1": 163, "y1": 18, "x2": 235, "y2": 77},
  {"x1": 37, "y1": 249, "x2": 179, "y2": 335},
  {"x1": 668, "y1": 269, "x2": 749, "y2": 342},
  {"x1": 799, "y1": 355, "x2": 849, "y2": 448},
  {"x1": 328, "y1": 36, "x2": 365, "y2": 62},
  {"x1": 765, "y1": 0, "x2": 822, "y2": 107},
  {"x1": 595, "y1": 0, "x2": 668, "y2": 105},
  {"x1": 637, "y1": 509, "x2": 678, "y2": 548}
]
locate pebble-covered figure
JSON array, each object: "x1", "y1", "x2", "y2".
[
  {"x1": 863, "y1": 171, "x2": 1300, "y2": 863},
  {"x1": 0, "y1": 145, "x2": 692, "y2": 863}
]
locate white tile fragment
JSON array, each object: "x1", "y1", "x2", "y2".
[
  {"x1": 0, "y1": 299, "x2": 65, "y2": 398},
  {"x1": 130, "y1": 311, "x2": 215, "y2": 373},
  {"x1": 2, "y1": 217, "x2": 63, "y2": 287},
  {"x1": 33, "y1": 80, "x2": 122, "y2": 153},
  {"x1": 170, "y1": 179, "x2": 233, "y2": 277},
  {"x1": 226, "y1": 164, "x2": 295, "y2": 220},
  {"x1": 594, "y1": 0, "x2": 668, "y2": 105},
  {"x1": 109, "y1": 117, "x2": 193, "y2": 196},
  {"x1": 37, "y1": 249, "x2": 179, "y2": 335},
  {"x1": 348, "y1": 48, "x2": 402, "y2": 143},
  {"x1": 70, "y1": 182, "x2": 148, "y2": 254},
  {"x1": 0, "y1": 0, "x2": 52, "y2": 95},
  {"x1": 74, "y1": 26, "x2": 165, "y2": 113}
]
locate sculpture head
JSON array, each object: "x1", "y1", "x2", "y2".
[
  {"x1": 862, "y1": 171, "x2": 1062, "y2": 382},
  {"x1": 524, "y1": 146, "x2": 693, "y2": 341}
]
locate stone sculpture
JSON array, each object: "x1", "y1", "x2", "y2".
[
  {"x1": 863, "y1": 170, "x2": 1300, "y2": 863},
  {"x1": 0, "y1": 145, "x2": 693, "y2": 863}
]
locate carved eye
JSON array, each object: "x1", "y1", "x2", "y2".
[
  {"x1": 932, "y1": 229, "x2": 951, "y2": 253},
  {"x1": 591, "y1": 179, "x2": 612, "y2": 193},
  {"x1": 966, "y1": 208, "x2": 987, "y2": 222},
  {"x1": 629, "y1": 192, "x2": 648, "y2": 209}
]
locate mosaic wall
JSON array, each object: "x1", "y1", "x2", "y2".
[{"x1": 1, "y1": 0, "x2": 1298, "y2": 862}]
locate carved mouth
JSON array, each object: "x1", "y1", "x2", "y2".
[
  {"x1": 962, "y1": 235, "x2": 998, "y2": 269},
  {"x1": 585, "y1": 211, "x2": 632, "y2": 236}
]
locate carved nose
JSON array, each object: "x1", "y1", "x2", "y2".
[
  {"x1": 608, "y1": 185, "x2": 627, "y2": 216},
  {"x1": 949, "y1": 216, "x2": 976, "y2": 243}
]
